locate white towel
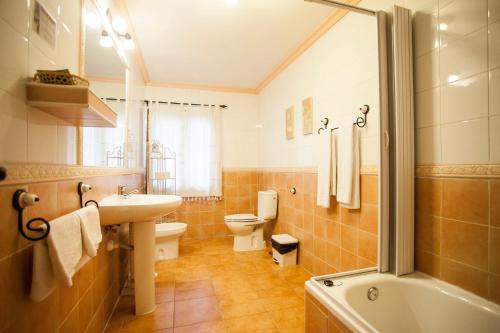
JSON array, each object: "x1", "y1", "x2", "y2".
[
  {"x1": 75, "y1": 205, "x2": 102, "y2": 257},
  {"x1": 317, "y1": 130, "x2": 336, "y2": 207},
  {"x1": 47, "y1": 213, "x2": 83, "y2": 287},
  {"x1": 31, "y1": 235, "x2": 57, "y2": 302},
  {"x1": 337, "y1": 124, "x2": 360, "y2": 209},
  {"x1": 31, "y1": 212, "x2": 83, "y2": 301}
]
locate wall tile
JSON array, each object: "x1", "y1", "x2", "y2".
[
  {"x1": 0, "y1": 91, "x2": 28, "y2": 162},
  {"x1": 416, "y1": 126, "x2": 441, "y2": 164},
  {"x1": 415, "y1": 50, "x2": 440, "y2": 92},
  {"x1": 440, "y1": 28, "x2": 487, "y2": 83},
  {"x1": 490, "y1": 0, "x2": 500, "y2": 24},
  {"x1": 491, "y1": 69, "x2": 500, "y2": 116},
  {"x1": 413, "y1": 10, "x2": 439, "y2": 57},
  {"x1": 415, "y1": 214, "x2": 440, "y2": 254},
  {"x1": 27, "y1": 108, "x2": 59, "y2": 163},
  {"x1": 0, "y1": 1, "x2": 30, "y2": 37},
  {"x1": 415, "y1": 87, "x2": 440, "y2": 128},
  {"x1": 415, "y1": 249, "x2": 441, "y2": 277},
  {"x1": 490, "y1": 227, "x2": 500, "y2": 274},
  {"x1": 441, "y1": 219, "x2": 488, "y2": 270},
  {"x1": 441, "y1": 73, "x2": 488, "y2": 123},
  {"x1": 490, "y1": 115, "x2": 500, "y2": 162},
  {"x1": 441, "y1": 118, "x2": 489, "y2": 164},
  {"x1": 439, "y1": 0, "x2": 487, "y2": 45},
  {"x1": 0, "y1": 19, "x2": 28, "y2": 99},
  {"x1": 492, "y1": 181, "x2": 500, "y2": 227},
  {"x1": 489, "y1": 20, "x2": 500, "y2": 69},
  {"x1": 416, "y1": 178, "x2": 442, "y2": 216},
  {"x1": 441, "y1": 258, "x2": 489, "y2": 298},
  {"x1": 442, "y1": 179, "x2": 488, "y2": 224}
]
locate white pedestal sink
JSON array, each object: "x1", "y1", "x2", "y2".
[{"x1": 99, "y1": 194, "x2": 182, "y2": 315}]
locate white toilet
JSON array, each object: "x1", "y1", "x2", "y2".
[
  {"x1": 155, "y1": 222, "x2": 187, "y2": 260},
  {"x1": 224, "y1": 190, "x2": 278, "y2": 252}
]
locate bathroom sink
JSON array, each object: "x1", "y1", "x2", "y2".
[
  {"x1": 98, "y1": 194, "x2": 182, "y2": 315},
  {"x1": 99, "y1": 194, "x2": 182, "y2": 225}
]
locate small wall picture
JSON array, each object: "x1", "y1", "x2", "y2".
[
  {"x1": 302, "y1": 97, "x2": 313, "y2": 135},
  {"x1": 285, "y1": 106, "x2": 294, "y2": 140}
]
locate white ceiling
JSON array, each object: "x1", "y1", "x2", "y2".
[{"x1": 125, "y1": 0, "x2": 333, "y2": 88}]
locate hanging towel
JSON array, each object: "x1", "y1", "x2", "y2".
[
  {"x1": 46, "y1": 213, "x2": 83, "y2": 287},
  {"x1": 75, "y1": 205, "x2": 102, "y2": 258},
  {"x1": 317, "y1": 130, "x2": 336, "y2": 207},
  {"x1": 337, "y1": 124, "x2": 360, "y2": 209},
  {"x1": 31, "y1": 233, "x2": 57, "y2": 302},
  {"x1": 31, "y1": 212, "x2": 83, "y2": 301}
]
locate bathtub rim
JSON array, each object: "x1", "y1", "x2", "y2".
[
  {"x1": 306, "y1": 267, "x2": 379, "y2": 333},
  {"x1": 305, "y1": 269, "x2": 500, "y2": 333}
]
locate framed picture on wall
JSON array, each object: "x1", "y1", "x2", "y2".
[
  {"x1": 285, "y1": 106, "x2": 294, "y2": 140},
  {"x1": 302, "y1": 97, "x2": 313, "y2": 135}
]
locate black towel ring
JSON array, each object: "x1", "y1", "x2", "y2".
[{"x1": 12, "y1": 189, "x2": 50, "y2": 241}]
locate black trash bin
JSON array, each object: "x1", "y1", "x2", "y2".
[{"x1": 271, "y1": 234, "x2": 298, "y2": 267}]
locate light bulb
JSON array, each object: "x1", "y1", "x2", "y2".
[
  {"x1": 86, "y1": 12, "x2": 101, "y2": 29},
  {"x1": 99, "y1": 30, "x2": 113, "y2": 48},
  {"x1": 112, "y1": 17, "x2": 127, "y2": 34},
  {"x1": 123, "y1": 33, "x2": 135, "y2": 50}
]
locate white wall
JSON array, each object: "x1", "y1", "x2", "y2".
[
  {"x1": 146, "y1": 86, "x2": 260, "y2": 169},
  {"x1": 257, "y1": 8, "x2": 380, "y2": 169},
  {"x1": 0, "y1": 0, "x2": 81, "y2": 164}
]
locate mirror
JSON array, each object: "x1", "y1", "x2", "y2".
[{"x1": 82, "y1": 0, "x2": 127, "y2": 167}]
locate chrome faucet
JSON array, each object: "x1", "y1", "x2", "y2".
[{"x1": 117, "y1": 185, "x2": 139, "y2": 198}]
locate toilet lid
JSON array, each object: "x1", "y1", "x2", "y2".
[{"x1": 224, "y1": 214, "x2": 258, "y2": 222}]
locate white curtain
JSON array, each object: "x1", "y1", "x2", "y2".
[
  {"x1": 149, "y1": 102, "x2": 222, "y2": 198},
  {"x1": 83, "y1": 99, "x2": 126, "y2": 167}
]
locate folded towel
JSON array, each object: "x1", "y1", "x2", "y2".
[
  {"x1": 47, "y1": 213, "x2": 83, "y2": 287},
  {"x1": 317, "y1": 130, "x2": 335, "y2": 208},
  {"x1": 337, "y1": 124, "x2": 360, "y2": 209},
  {"x1": 75, "y1": 205, "x2": 102, "y2": 257}
]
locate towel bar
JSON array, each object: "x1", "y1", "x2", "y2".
[
  {"x1": 77, "y1": 182, "x2": 99, "y2": 208},
  {"x1": 317, "y1": 104, "x2": 370, "y2": 134},
  {"x1": 12, "y1": 189, "x2": 50, "y2": 241}
]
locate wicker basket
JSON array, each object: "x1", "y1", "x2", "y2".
[{"x1": 33, "y1": 69, "x2": 89, "y2": 86}]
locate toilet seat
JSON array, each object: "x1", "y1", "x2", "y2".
[{"x1": 224, "y1": 213, "x2": 259, "y2": 222}]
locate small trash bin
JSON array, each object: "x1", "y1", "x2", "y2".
[{"x1": 271, "y1": 234, "x2": 298, "y2": 267}]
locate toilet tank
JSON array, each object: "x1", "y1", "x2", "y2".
[{"x1": 257, "y1": 190, "x2": 278, "y2": 220}]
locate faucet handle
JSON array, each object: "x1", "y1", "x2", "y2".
[{"x1": 118, "y1": 185, "x2": 127, "y2": 195}]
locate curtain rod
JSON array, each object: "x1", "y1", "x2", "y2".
[
  {"x1": 102, "y1": 97, "x2": 227, "y2": 108},
  {"x1": 304, "y1": 0, "x2": 376, "y2": 16}
]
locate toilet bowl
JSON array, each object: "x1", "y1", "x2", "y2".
[
  {"x1": 224, "y1": 190, "x2": 278, "y2": 252},
  {"x1": 155, "y1": 222, "x2": 187, "y2": 260}
]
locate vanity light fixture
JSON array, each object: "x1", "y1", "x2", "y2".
[
  {"x1": 104, "y1": 8, "x2": 135, "y2": 51},
  {"x1": 99, "y1": 30, "x2": 113, "y2": 47},
  {"x1": 86, "y1": 12, "x2": 101, "y2": 29}
]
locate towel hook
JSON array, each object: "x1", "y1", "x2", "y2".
[
  {"x1": 78, "y1": 182, "x2": 99, "y2": 208},
  {"x1": 317, "y1": 118, "x2": 329, "y2": 134},
  {"x1": 12, "y1": 189, "x2": 50, "y2": 241}
]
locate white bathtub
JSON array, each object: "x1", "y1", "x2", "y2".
[{"x1": 305, "y1": 269, "x2": 500, "y2": 333}]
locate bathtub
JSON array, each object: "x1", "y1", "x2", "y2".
[{"x1": 305, "y1": 269, "x2": 500, "y2": 333}]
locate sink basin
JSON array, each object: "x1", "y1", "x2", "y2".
[
  {"x1": 98, "y1": 193, "x2": 182, "y2": 315},
  {"x1": 99, "y1": 194, "x2": 182, "y2": 225}
]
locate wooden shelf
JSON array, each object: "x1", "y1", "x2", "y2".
[{"x1": 26, "y1": 82, "x2": 117, "y2": 127}]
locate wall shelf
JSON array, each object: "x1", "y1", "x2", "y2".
[{"x1": 26, "y1": 82, "x2": 117, "y2": 128}]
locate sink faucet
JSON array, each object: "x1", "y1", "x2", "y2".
[{"x1": 118, "y1": 185, "x2": 139, "y2": 198}]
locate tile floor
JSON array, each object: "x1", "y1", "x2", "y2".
[{"x1": 105, "y1": 238, "x2": 310, "y2": 333}]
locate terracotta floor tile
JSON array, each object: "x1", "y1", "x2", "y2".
[
  {"x1": 223, "y1": 313, "x2": 278, "y2": 333},
  {"x1": 174, "y1": 296, "x2": 221, "y2": 327},
  {"x1": 106, "y1": 240, "x2": 308, "y2": 332},
  {"x1": 173, "y1": 321, "x2": 227, "y2": 333}
]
